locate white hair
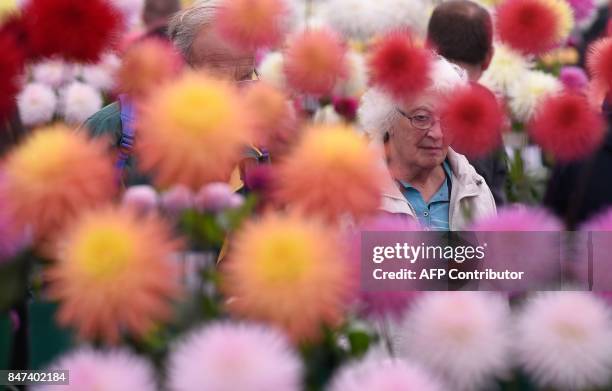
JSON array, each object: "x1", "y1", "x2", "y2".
[
  {"x1": 358, "y1": 56, "x2": 468, "y2": 142},
  {"x1": 168, "y1": 0, "x2": 222, "y2": 61}
]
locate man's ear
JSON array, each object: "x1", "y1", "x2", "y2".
[{"x1": 482, "y1": 46, "x2": 494, "y2": 71}]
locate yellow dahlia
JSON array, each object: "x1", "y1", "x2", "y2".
[
  {"x1": 276, "y1": 125, "x2": 382, "y2": 222},
  {"x1": 47, "y1": 207, "x2": 183, "y2": 344},
  {"x1": 544, "y1": 0, "x2": 574, "y2": 42},
  {"x1": 135, "y1": 71, "x2": 254, "y2": 190},
  {"x1": 222, "y1": 212, "x2": 353, "y2": 342},
  {"x1": 2, "y1": 125, "x2": 115, "y2": 242}
]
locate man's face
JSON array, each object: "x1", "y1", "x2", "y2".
[
  {"x1": 388, "y1": 92, "x2": 449, "y2": 170},
  {"x1": 190, "y1": 27, "x2": 255, "y2": 81}
]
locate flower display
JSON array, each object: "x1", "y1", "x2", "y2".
[{"x1": 46, "y1": 206, "x2": 183, "y2": 343}]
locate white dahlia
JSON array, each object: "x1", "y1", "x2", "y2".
[
  {"x1": 394, "y1": 292, "x2": 512, "y2": 391},
  {"x1": 515, "y1": 291, "x2": 612, "y2": 390},
  {"x1": 17, "y1": 82, "x2": 57, "y2": 126}
]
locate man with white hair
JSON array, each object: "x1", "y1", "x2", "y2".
[
  {"x1": 82, "y1": 0, "x2": 257, "y2": 186},
  {"x1": 359, "y1": 58, "x2": 496, "y2": 230}
]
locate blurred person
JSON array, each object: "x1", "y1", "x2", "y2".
[
  {"x1": 82, "y1": 0, "x2": 257, "y2": 186},
  {"x1": 359, "y1": 58, "x2": 497, "y2": 231},
  {"x1": 544, "y1": 96, "x2": 612, "y2": 229},
  {"x1": 143, "y1": 0, "x2": 181, "y2": 39},
  {"x1": 427, "y1": 0, "x2": 508, "y2": 206}
]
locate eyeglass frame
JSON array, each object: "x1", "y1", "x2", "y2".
[{"x1": 396, "y1": 107, "x2": 442, "y2": 132}]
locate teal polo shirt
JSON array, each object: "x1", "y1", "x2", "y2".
[{"x1": 397, "y1": 161, "x2": 452, "y2": 231}]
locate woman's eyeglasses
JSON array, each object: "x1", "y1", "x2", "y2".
[{"x1": 396, "y1": 108, "x2": 440, "y2": 131}]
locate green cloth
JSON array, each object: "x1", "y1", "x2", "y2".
[{"x1": 81, "y1": 102, "x2": 150, "y2": 187}]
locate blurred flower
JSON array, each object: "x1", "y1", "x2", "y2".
[
  {"x1": 333, "y1": 51, "x2": 367, "y2": 97},
  {"x1": 283, "y1": 28, "x2": 348, "y2": 96},
  {"x1": 528, "y1": 91, "x2": 605, "y2": 161},
  {"x1": 0, "y1": 175, "x2": 28, "y2": 262},
  {"x1": 333, "y1": 96, "x2": 359, "y2": 122},
  {"x1": 121, "y1": 185, "x2": 159, "y2": 214},
  {"x1": 167, "y1": 322, "x2": 302, "y2": 391},
  {"x1": 35, "y1": 348, "x2": 156, "y2": 391},
  {"x1": 135, "y1": 72, "x2": 253, "y2": 190},
  {"x1": 582, "y1": 207, "x2": 612, "y2": 231},
  {"x1": 31, "y1": 58, "x2": 77, "y2": 88},
  {"x1": 330, "y1": 357, "x2": 446, "y2": 391},
  {"x1": 368, "y1": 30, "x2": 431, "y2": 100},
  {"x1": 540, "y1": 46, "x2": 580, "y2": 66},
  {"x1": 471, "y1": 204, "x2": 562, "y2": 231},
  {"x1": 0, "y1": 0, "x2": 18, "y2": 16},
  {"x1": 194, "y1": 182, "x2": 243, "y2": 212},
  {"x1": 349, "y1": 214, "x2": 423, "y2": 320},
  {"x1": 222, "y1": 212, "x2": 353, "y2": 341},
  {"x1": 480, "y1": 43, "x2": 533, "y2": 94},
  {"x1": 243, "y1": 82, "x2": 296, "y2": 148},
  {"x1": 80, "y1": 53, "x2": 121, "y2": 92},
  {"x1": 559, "y1": 65, "x2": 589, "y2": 91},
  {"x1": 496, "y1": 0, "x2": 572, "y2": 55},
  {"x1": 313, "y1": 105, "x2": 343, "y2": 125},
  {"x1": 110, "y1": 0, "x2": 144, "y2": 28},
  {"x1": 508, "y1": 70, "x2": 562, "y2": 122},
  {"x1": 469, "y1": 205, "x2": 563, "y2": 290},
  {"x1": 321, "y1": 0, "x2": 429, "y2": 41},
  {"x1": 22, "y1": 0, "x2": 124, "y2": 63},
  {"x1": 0, "y1": 31, "x2": 24, "y2": 119},
  {"x1": 544, "y1": 0, "x2": 574, "y2": 41},
  {"x1": 567, "y1": 0, "x2": 596, "y2": 22},
  {"x1": 442, "y1": 83, "x2": 505, "y2": 158},
  {"x1": 276, "y1": 125, "x2": 382, "y2": 222},
  {"x1": 244, "y1": 164, "x2": 276, "y2": 198},
  {"x1": 17, "y1": 82, "x2": 57, "y2": 126},
  {"x1": 258, "y1": 51, "x2": 286, "y2": 90},
  {"x1": 116, "y1": 38, "x2": 183, "y2": 98},
  {"x1": 59, "y1": 81, "x2": 103, "y2": 125},
  {"x1": 47, "y1": 207, "x2": 182, "y2": 343},
  {"x1": 587, "y1": 37, "x2": 612, "y2": 93},
  {"x1": 2, "y1": 125, "x2": 115, "y2": 241},
  {"x1": 160, "y1": 185, "x2": 194, "y2": 216},
  {"x1": 215, "y1": 0, "x2": 290, "y2": 51},
  {"x1": 397, "y1": 292, "x2": 512, "y2": 391},
  {"x1": 515, "y1": 292, "x2": 612, "y2": 390}
]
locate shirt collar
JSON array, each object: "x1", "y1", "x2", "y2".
[{"x1": 396, "y1": 160, "x2": 452, "y2": 202}]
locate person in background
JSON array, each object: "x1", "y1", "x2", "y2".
[
  {"x1": 544, "y1": 96, "x2": 612, "y2": 229},
  {"x1": 359, "y1": 58, "x2": 497, "y2": 231},
  {"x1": 426, "y1": 0, "x2": 508, "y2": 206},
  {"x1": 142, "y1": 0, "x2": 181, "y2": 39},
  {"x1": 82, "y1": 0, "x2": 256, "y2": 187}
]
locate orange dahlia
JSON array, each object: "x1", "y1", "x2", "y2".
[
  {"x1": 135, "y1": 71, "x2": 254, "y2": 190},
  {"x1": 116, "y1": 38, "x2": 183, "y2": 98},
  {"x1": 222, "y1": 212, "x2": 353, "y2": 342},
  {"x1": 275, "y1": 125, "x2": 382, "y2": 222},
  {"x1": 46, "y1": 207, "x2": 183, "y2": 344},
  {"x1": 242, "y1": 81, "x2": 296, "y2": 151},
  {"x1": 2, "y1": 125, "x2": 115, "y2": 242}
]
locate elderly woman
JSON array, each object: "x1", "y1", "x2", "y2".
[
  {"x1": 359, "y1": 58, "x2": 496, "y2": 230},
  {"x1": 83, "y1": 0, "x2": 257, "y2": 186}
]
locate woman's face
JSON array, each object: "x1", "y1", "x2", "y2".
[
  {"x1": 189, "y1": 26, "x2": 255, "y2": 81},
  {"x1": 388, "y1": 92, "x2": 449, "y2": 170}
]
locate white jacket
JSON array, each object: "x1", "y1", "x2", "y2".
[{"x1": 378, "y1": 147, "x2": 497, "y2": 230}]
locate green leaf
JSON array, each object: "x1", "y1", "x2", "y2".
[
  {"x1": 0, "y1": 252, "x2": 32, "y2": 312},
  {"x1": 347, "y1": 330, "x2": 371, "y2": 358}
]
